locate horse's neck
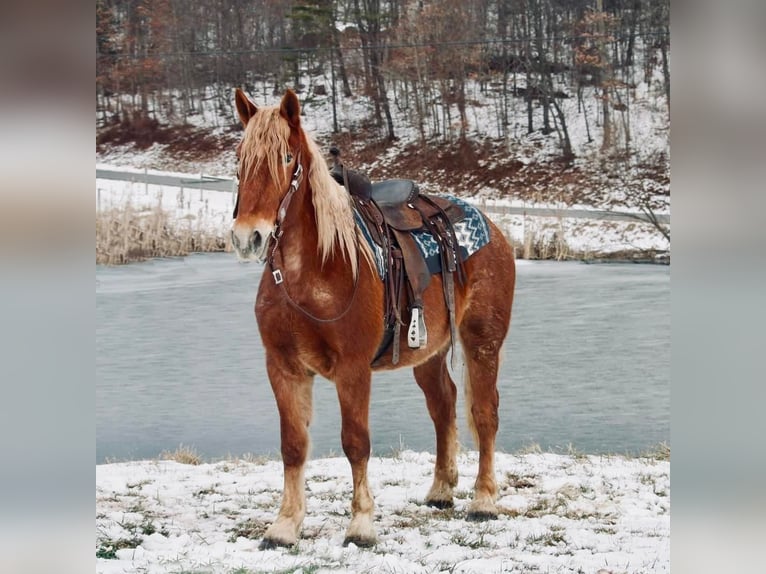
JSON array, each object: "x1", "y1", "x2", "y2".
[
  {"x1": 278, "y1": 182, "x2": 343, "y2": 280},
  {"x1": 277, "y1": 184, "x2": 314, "y2": 265}
]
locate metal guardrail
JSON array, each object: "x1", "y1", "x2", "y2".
[
  {"x1": 96, "y1": 168, "x2": 237, "y2": 192},
  {"x1": 468, "y1": 201, "x2": 670, "y2": 224},
  {"x1": 96, "y1": 168, "x2": 669, "y2": 224}
]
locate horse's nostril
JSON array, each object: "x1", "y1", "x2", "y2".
[
  {"x1": 231, "y1": 230, "x2": 240, "y2": 248},
  {"x1": 252, "y1": 230, "x2": 262, "y2": 252}
]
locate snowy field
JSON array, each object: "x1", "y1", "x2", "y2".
[{"x1": 96, "y1": 450, "x2": 669, "y2": 573}]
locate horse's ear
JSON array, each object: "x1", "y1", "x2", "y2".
[
  {"x1": 234, "y1": 88, "x2": 258, "y2": 127},
  {"x1": 280, "y1": 89, "x2": 301, "y2": 129}
]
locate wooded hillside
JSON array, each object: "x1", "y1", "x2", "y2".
[{"x1": 96, "y1": 0, "x2": 669, "y2": 218}]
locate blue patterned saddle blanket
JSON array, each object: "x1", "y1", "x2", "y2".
[{"x1": 354, "y1": 195, "x2": 491, "y2": 278}]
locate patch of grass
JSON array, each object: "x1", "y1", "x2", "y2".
[
  {"x1": 96, "y1": 200, "x2": 227, "y2": 265},
  {"x1": 126, "y1": 479, "x2": 152, "y2": 490},
  {"x1": 96, "y1": 545, "x2": 118, "y2": 560},
  {"x1": 566, "y1": 443, "x2": 589, "y2": 461},
  {"x1": 239, "y1": 453, "x2": 273, "y2": 465},
  {"x1": 221, "y1": 506, "x2": 242, "y2": 517},
  {"x1": 525, "y1": 527, "x2": 567, "y2": 547},
  {"x1": 96, "y1": 536, "x2": 142, "y2": 559},
  {"x1": 391, "y1": 509, "x2": 433, "y2": 530},
  {"x1": 522, "y1": 497, "x2": 552, "y2": 518},
  {"x1": 516, "y1": 442, "x2": 543, "y2": 455},
  {"x1": 642, "y1": 442, "x2": 670, "y2": 461},
  {"x1": 380, "y1": 477, "x2": 406, "y2": 487},
  {"x1": 505, "y1": 472, "x2": 536, "y2": 489},
  {"x1": 453, "y1": 489, "x2": 473, "y2": 500},
  {"x1": 429, "y1": 507, "x2": 455, "y2": 521},
  {"x1": 161, "y1": 444, "x2": 203, "y2": 465},
  {"x1": 387, "y1": 434, "x2": 408, "y2": 459},
  {"x1": 126, "y1": 500, "x2": 147, "y2": 513},
  {"x1": 308, "y1": 474, "x2": 337, "y2": 483},
  {"x1": 519, "y1": 219, "x2": 572, "y2": 261},
  {"x1": 140, "y1": 518, "x2": 157, "y2": 536},
  {"x1": 194, "y1": 485, "x2": 219, "y2": 497},
  {"x1": 450, "y1": 528, "x2": 493, "y2": 549},
  {"x1": 637, "y1": 473, "x2": 655, "y2": 486},
  {"x1": 226, "y1": 518, "x2": 268, "y2": 542}
]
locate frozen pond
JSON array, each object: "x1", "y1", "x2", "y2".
[{"x1": 96, "y1": 254, "x2": 669, "y2": 462}]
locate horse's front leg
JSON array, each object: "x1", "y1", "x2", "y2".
[
  {"x1": 260, "y1": 354, "x2": 314, "y2": 549},
  {"x1": 336, "y1": 367, "x2": 377, "y2": 547}
]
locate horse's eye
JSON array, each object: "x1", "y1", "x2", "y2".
[{"x1": 285, "y1": 153, "x2": 293, "y2": 164}]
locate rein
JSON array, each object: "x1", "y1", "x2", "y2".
[{"x1": 266, "y1": 153, "x2": 362, "y2": 324}]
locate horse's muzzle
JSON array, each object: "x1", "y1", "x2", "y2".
[{"x1": 231, "y1": 225, "x2": 271, "y2": 262}]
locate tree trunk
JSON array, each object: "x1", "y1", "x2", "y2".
[
  {"x1": 660, "y1": 35, "x2": 670, "y2": 108},
  {"x1": 335, "y1": 45, "x2": 353, "y2": 97},
  {"x1": 551, "y1": 98, "x2": 574, "y2": 162}
]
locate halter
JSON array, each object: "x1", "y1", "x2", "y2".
[
  {"x1": 267, "y1": 154, "x2": 304, "y2": 285},
  {"x1": 264, "y1": 152, "x2": 362, "y2": 324}
]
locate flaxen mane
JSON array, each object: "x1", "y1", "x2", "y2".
[{"x1": 239, "y1": 106, "x2": 370, "y2": 277}]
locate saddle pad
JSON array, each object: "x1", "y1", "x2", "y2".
[
  {"x1": 354, "y1": 195, "x2": 490, "y2": 279},
  {"x1": 353, "y1": 208, "x2": 387, "y2": 278},
  {"x1": 411, "y1": 195, "x2": 491, "y2": 274}
]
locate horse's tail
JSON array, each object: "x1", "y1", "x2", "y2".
[{"x1": 463, "y1": 360, "x2": 480, "y2": 449}]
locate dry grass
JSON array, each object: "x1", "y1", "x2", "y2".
[
  {"x1": 642, "y1": 441, "x2": 671, "y2": 461},
  {"x1": 96, "y1": 200, "x2": 227, "y2": 265},
  {"x1": 520, "y1": 218, "x2": 572, "y2": 260},
  {"x1": 160, "y1": 444, "x2": 202, "y2": 465}
]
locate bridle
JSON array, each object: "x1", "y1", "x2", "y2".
[
  {"x1": 234, "y1": 150, "x2": 361, "y2": 324},
  {"x1": 266, "y1": 154, "x2": 303, "y2": 286}
]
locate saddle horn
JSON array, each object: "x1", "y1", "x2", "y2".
[{"x1": 329, "y1": 145, "x2": 372, "y2": 200}]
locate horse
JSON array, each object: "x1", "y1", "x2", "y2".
[{"x1": 230, "y1": 88, "x2": 516, "y2": 549}]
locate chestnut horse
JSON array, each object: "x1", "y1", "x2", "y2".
[{"x1": 231, "y1": 88, "x2": 515, "y2": 548}]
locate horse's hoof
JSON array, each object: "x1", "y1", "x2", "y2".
[
  {"x1": 259, "y1": 537, "x2": 294, "y2": 550},
  {"x1": 465, "y1": 510, "x2": 498, "y2": 522},
  {"x1": 425, "y1": 498, "x2": 454, "y2": 509},
  {"x1": 343, "y1": 535, "x2": 376, "y2": 548}
]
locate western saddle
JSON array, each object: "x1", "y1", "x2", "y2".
[{"x1": 329, "y1": 147, "x2": 466, "y2": 366}]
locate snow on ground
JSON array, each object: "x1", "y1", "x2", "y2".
[
  {"x1": 96, "y1": 169, "x2": 235, "y2": 238},
  {"x1": 96, "y1": 450, "x2": 669, "y2": 573},
  {"x1": 96, "y1": 168, "x2": 668, "y2": 257}
]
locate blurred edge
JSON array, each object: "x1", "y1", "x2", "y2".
[
  {"x1": 672, "y1": 0, "x2": 766, "y2": 571},
  {"x1": 0, "y1": 2, "x2": 93, "y2": 574}
]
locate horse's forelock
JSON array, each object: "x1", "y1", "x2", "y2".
[{"x1": 239, "y1": 106, "x2": 291, "y2": 186}]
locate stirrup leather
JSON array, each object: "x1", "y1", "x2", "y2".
[{"x1": 407, "y1": 306, "x2": 427, "y2": 349}]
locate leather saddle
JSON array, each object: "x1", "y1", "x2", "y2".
[{"x1": 329, "y1": 147, "x2": 465, "y2": 366}]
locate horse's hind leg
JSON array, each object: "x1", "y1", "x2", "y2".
[
  {"x1": 260, "y1": 354, "x2": 314, "y2": 549},
  {"x1": 335, "y1": 367, "x2": 377, "y2": 547},
  {"x1": 460, "y1": 314, "x2": 508, "y2": 521},
  {"x1": 414, "y1": 350, "x2": 458, "y2": 508}
]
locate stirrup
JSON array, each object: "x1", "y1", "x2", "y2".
[{"x1": 407, "y1": 307, "x2": 427, "y2": 349}]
